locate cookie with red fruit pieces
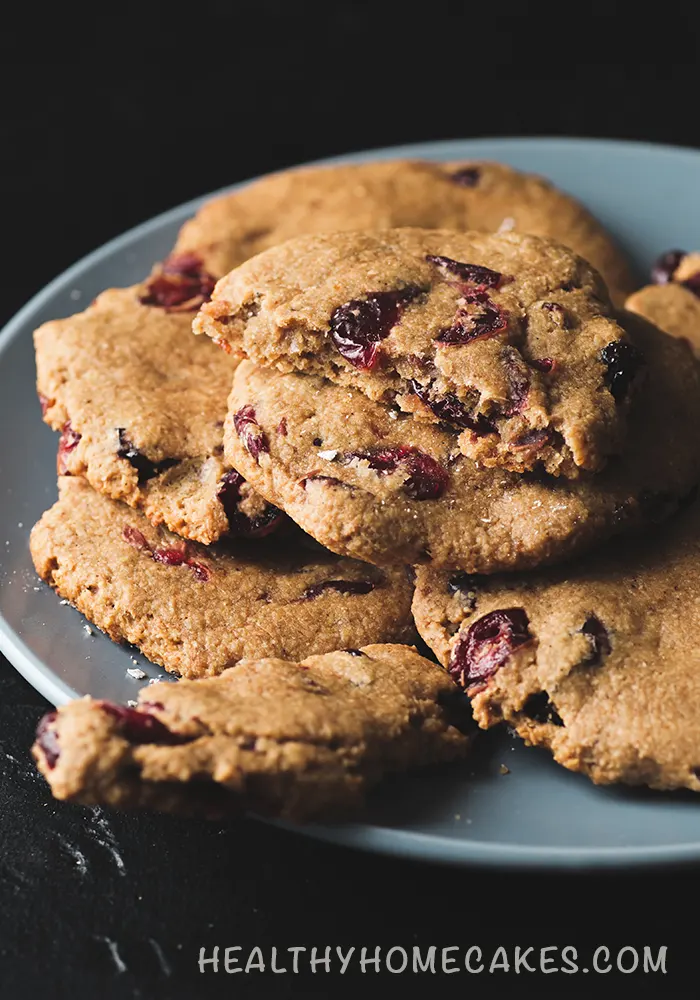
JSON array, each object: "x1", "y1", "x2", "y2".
[
  {"x1": 29, "y1": 477, "x2": 417, "y2": 678},
  {"x1": 34, "y1": 274, "x2": 281, "y2": 545},
  {"x1": 412, "y1": 484, "x2": 700, "y2": 793},
  {"x1": 197, "y1": 229, "x2": 638, "y2": 478},
  {"x1": 222, "y1": 312, "x2": 700, "y2": 571},
  {"x1": 175, "y1": 159, "x2": 634, "y2": 302},
  {"x1": 32, "y1": 644, "x2": 472, "y2": 820}
]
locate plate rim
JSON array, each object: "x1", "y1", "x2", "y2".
[{"x1": 4, "y1": 134, "x2": 700, "y2": 870}]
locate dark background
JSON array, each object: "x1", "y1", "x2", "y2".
[{"x1": 1, "y1": 3, "x2": 698, "y2": 997}]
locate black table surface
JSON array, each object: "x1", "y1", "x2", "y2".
[{"x1": 2, "y1": 5, "x2": 699, "y2": 997}]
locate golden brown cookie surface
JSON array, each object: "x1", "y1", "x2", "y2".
[
  {"x1": 199, "y1": 230, "x2": 636, "y2": 478},
  {"x1": 177, "y1": 159, "x2": 634, "y2": 302},
  {"x1": 30, "y1": 478, "x2": 417, "y2": 677},
  {"x1": 33, "y1": 644, "x2": 471, "y2": 821}
]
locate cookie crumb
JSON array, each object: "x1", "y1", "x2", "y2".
[
  {"x1": 83, "y1": 624, "x2": 93, "y2": 636},
  {"x1": 499, "y1": 764, "x2": 510, "y2": 775},
  {"x1": 127, "y1": 667, "x2": 147, "y2": 680},
  {"x1": 126, "y1": 700, "x2": 138, "y2": 708},
  {"x1": 59, "y1": 599, "x2": 70, "y2": 605}
]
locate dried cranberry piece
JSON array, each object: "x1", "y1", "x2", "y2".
[
  {"x1": 600, "y1": 341, "x2": 644, "y2": 401},
  {"x1": 450, "y1": 166, "x2": 481, "y2": 187},
  {"x1": 123, "y1": 525, "x2": 150, "y2": 550},
  {"x1": 100, "y1": 702, "x2": 191, "y2": 745},
  {"x1": 276, "y1": 418, "x2": 288, "y2": 436},
  {"x1": 580, "y1": 614, "x2": 611, "y2": 665},
  {"x1": 410, "y1": 381, "x2": 495, "y2": 435},
  {"x1": 353, "y1": 446, "x2": 449, "y2": 500},
  {"x1": 530, "y1": 358, "x2": 555, "y2": 373},
  {"x1": 123, "y1": 526, "x2": 210, "y2": 582},
  {"x1": 36, "y1": 712, "x2": 60, "y2": 768},
  {"x1": 187, "y1": 561, "x2": 211, "y2": 583},
  {"x1": 447, "y1": 572, "x2": 478, "y2": 611},
  {"x1": 426, "y1": 255, "x2": 504, "y2": 289},
  {"x1": 57, "y1": 422, "x2": 81, "y2": 474},
  {"x1": 216, "y1": 470, "x2": 283, "y2": 538},
  {"x1": 522, "y1": 691, "x2": 564, "y2": 726},
  {"x1": 301, "y1": 580, "x2": 375, "y2": 600},
  {"x1": 435, "y1": 290, "x2": 508, "y2": 345},
  {"x1": 501, "y1": 349, "x2": 530, "y2": 416},
  {"x1": 139, "y1": 252, "x2": 216, "y2": 311},
  {"x1": 651, "y1": 249, "x2": 686, "y2": 285},
  {"x1": 233, "y1": 406, "x2": 269, "y2": 463},
  {"x1": 38, "y1": 393, "x2": 53, "y2": 417},
  {"x1": 117, "y1": 430, "x2": 179, "y2": 484},
  {"x1": 448, "y1": 608, "x2": 532, "y2": 689},
  {"x1": 152, "y1": 547, "x2": 187, "y2": 567},
  {"x1": 329, "y1": 285, "x2": 423, "y2": 369},
  {"x1": 512, "y1": 428, "x2": 552, "y2": 450}
]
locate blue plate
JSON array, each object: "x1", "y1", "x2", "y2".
[{"x1": 3, "y1": 137, "x2": 700, "y2": 869}]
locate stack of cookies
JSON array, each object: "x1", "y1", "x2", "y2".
[{"x1": 30, "y1": 160, "x2": 700, "y2": 821}]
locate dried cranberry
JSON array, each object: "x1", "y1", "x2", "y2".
[
  {"x1": 216, "y1": 470, "x2": 283, "y2": 537},
  {"x1": 530, "y1": 358, "x2": 555, "y2": 373},
  {"x1": 447, "y1": 572, "x2": 479, "y2": 611},
  {"x1": 187, "y1": 561, "x2": 211, "y2": 583},
  {"x1": 410, "y1": 381, "x2": 495, "y2": 435},
  {"x1": 301, "y1": 580, "x2": 375, "y2": 600},
  {"x1": 512, "y1": 428, "x2": 552, "y2": 450},
  {"x1": 36, "y1": 712, "x2": 60, "y2": 768},
  {"x1": 580, "y1": 614, "x2": 611, "y2": 664},
  {"x1": 123, "y1": 525, "x2": 150, "y2": 550},
  {"x1": 38, "y1": 393, "x2": 53, "y2": 417},
  {"x1": 100, "y1": 702, "x2": 191, "y2": 745},
  {"x1": 57, "y1": 422, "x2": 81, "y2": 474},
  {"x1": 117, "y1": 430, "x2": 179, "y2": 484},
  {"x1": 448, "y1": 609, "x2": 532, "y2": 689},
  {"x1": 651, "y1": 249, "x2": 686, "y2": 285},
  {"x1": 435, "y1": 290, "x2": 508, "y2": 345},
  {"x1": 139, "y1": 252, "x2": 216, "y2": 311},
  {"x1": 450, "y1": 166, "x2": 481, "y2": 187},
  {"x1": 426, "y1": 255, "x2": 504, "y2": 289},
  {"x1": 600, "y1": 341, "x2": 644, "y2": 401},
  {"x1": 233, "y1": 406, "x2": 269, "y2": 462},
  {"x1": 123, "y1": 526, "x2": 210, "y2": 582},
  {"x1": 329, "y1": 285, "x2": 423, "y2": 369},
  {"x1": 501, "y1": 349, "x2": 530, "y2": 415},
  {"x1": 152, "y1": 547, "x2": 187, "y2": 567},
  {"x1": 276, "y1": 418, "x2": 288, "y2": 436},
  {"x1": 354, "y1": 446, "x2": 449, "y2": 500}
]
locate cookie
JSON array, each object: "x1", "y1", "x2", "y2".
[
  {"x1": 33, "y1": 644, "x2": 472, "y2": 820},
  {"x1": 30, "y1": 478, "x2": 417, "y2": 678},
  {"x1": 412, "y1": 488, "x2": 700, "y2": 793},
  {"x1": 222, "y1": 311, "x2": 700, "y2": 571},
  {"x1": 626, "y1": 249, "x2": 700, "y2": 356},
  {"x1": 175, "y1": 159, "x2": 634, "y2": 302},
  {"x1": 196, "y1": 230, "x2": 635, "y2": 478},
  {"x1": 34, "y1": 281, "x2": 280, "y2": 545}
]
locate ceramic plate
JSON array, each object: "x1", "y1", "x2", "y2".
[{"x1": 3, "y1": 137, "x2": 700, "y2": 869}]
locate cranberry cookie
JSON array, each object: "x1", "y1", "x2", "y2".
[
  {"x1": 197, "y1": 230, "x2": 636, "y2": 477},
  {"x1": 30, "y1": 478, "x2": 417, "y2": 677},
  {"x1": 34, "y1": 277, "x2": 280, "y2": 545},
  {"x1": 33, "y1": 644, "x2": 471, "y2": 820},
  {"x1": 176, "y1": 160, "x2": 634, "y2": 302},
  {"x1": 626, "y1": 249, "x2": 700, "y2": 356},
  {"x1": 222, "y1": 312, "x2": 700, "y2": 571},
  {"x1": 412, "y1": 491, "x2": 700, "y2": 793}
]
